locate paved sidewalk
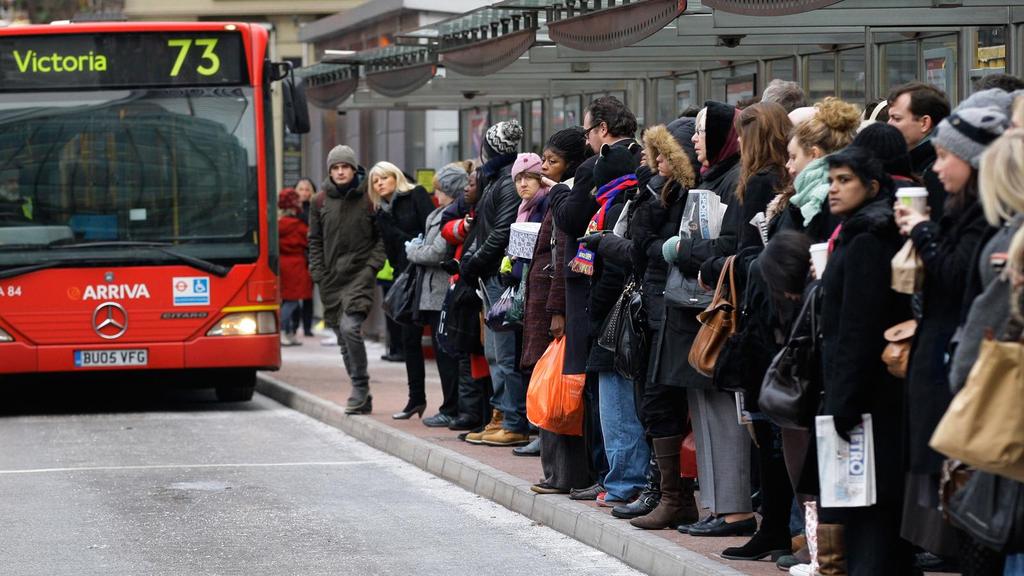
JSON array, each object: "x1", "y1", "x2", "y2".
[{"x1": 258, "y1": 336, "x2": 780, "y2": 576}]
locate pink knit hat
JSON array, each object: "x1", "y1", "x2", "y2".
[{"x1": 511, "y1": 152, "x2": 543, "y2": 179}]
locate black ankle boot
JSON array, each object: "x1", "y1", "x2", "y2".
[
  {"x1": 613, "y1": 454, "x2": 660, "y2": 519},
  {"x1": 721, "y1": 528, "x2": 791, "y2": 561}
]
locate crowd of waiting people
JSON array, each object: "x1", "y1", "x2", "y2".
[{"x1": 285, "y1": 73, "x2": 1024, "y2": 576}]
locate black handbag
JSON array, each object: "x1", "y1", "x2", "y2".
[
  {"x1": 597, "y1": 278, "x2": 648, "y2": 381},
  {"x1": 384, "y1": 266, "x2": 420, "y2": 326},
  {"x1": 948, "y1": 470, "x2": 1024, "y2": 554},
  {"x1": 440, "y1": 279, "x2": 483, "y2": 355},
  {"x1": 758, "y1": 283, "x2": 822, "y2": 430}
]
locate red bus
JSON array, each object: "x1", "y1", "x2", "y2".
[{"x1": 0, "y1": 21, "x2": 307, "y2": 401}]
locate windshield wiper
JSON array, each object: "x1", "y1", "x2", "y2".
[
  {"x1": 55, "y1": 241, "x2": 231, "y2": 277},
  {"x1": 0, "y1": 260, "x2": 66, "y2": 280}
]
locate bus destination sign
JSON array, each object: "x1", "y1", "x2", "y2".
[{"x1": 0, "y1": 32, "x2": 247, "y2": 91}]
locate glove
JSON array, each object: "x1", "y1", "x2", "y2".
[
  {"x1": 576, "y1": 232, "x2": 606, "y2": 252},
  {"x1": 832, "y1": 414, "x2": 862, "y2": 444},
  {"x1": 440, "y1": 258, "x2": 460, "y2": 276},
  {"x1": 635, "y1": 164, "x2": 654, "y2": 190},
  {"x1": 661, "y1": 235, "x2": 681, "y2": 264}
]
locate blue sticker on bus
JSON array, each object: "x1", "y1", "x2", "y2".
[{"x1": 172, "y1": 276, "x2": 210, "y2": 306}]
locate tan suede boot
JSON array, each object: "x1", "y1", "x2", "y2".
[
  {"x1": 815, "y1": 523, "x2": 847, "y2": 576},
  {"x1": 630, "y1": 435, "x2": 699, "y2": 530},
  {"x1": 465, "y1": 409, "x2": 503, "y2": 444}
]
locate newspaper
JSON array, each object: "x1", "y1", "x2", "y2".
[
  {"x1": 815, "y1": 414, "x2": 877, "y2": 507},
  {"x1": 679, "y1": 189, "x2": 728, "y2": 240},
  {"x1": 750, "y1": 212, "x2": 769, "y2": 246}
]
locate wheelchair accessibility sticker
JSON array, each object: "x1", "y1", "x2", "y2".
[{"x1": 172, "y1": 277, "x2": 210, "y2": 306}]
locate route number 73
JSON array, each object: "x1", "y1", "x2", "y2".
[{"x1": 167, "y1": 38, "x2": 221, "y2": 77}]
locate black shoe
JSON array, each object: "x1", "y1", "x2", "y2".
[
  {"x1": 512, "y1": 437, "x2": 541, "y2": 457},
  {"x1": 914, "y1": 552, "x2": 960, "y2": 573},
  {"x1": 721, "y1": 530, "x2": 791, "y2": 561},
  {"x1": 448, "y1": 415, "x2": 481, "y2": 431},
  {"x1": 392, "y1": 402, "x2": 426, "y2": 420},
  {"x1": 380, "y1": 353, "x2": 405, "y2": 362},
  {"x1": 345, "y1": 395, "x2": 373, "y2": 415},
  {"x1": 569, "y1": 483, "x2": 604, "y2": 501},
  {"x1": 423, "y1": 413, "x2": 455, "y2": 428},
  {"x1": 611, "y1": 490, "x2": 660, "y2": 519},
  {"x1": 677, "y1": 515, "x2": 713, "y2": 534},
  {"x1": 688, "y1": 516, "x2": 757, "y2": 538}
]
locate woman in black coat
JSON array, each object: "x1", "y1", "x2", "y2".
[
  {"x1": 819, "y1": 146, "x2": 913, "y2": 576},
  {"x1": 667, "y1": 101, "x2": 754, "y2": 537},
  {"x1": 368, "y1": 161, "x2": 436, "y2": 419},
  {"x1": 893, "y1": 104, "x2": 1006, "y2": 564}
]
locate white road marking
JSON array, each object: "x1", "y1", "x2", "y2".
[{"x1": 0, "y1": 459, "x2": 392, "y2": 476}]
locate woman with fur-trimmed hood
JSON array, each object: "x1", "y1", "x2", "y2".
[{"x1": 582, "y1": 117, "x2": 702, "y2": 529}]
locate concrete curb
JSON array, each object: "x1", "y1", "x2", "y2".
[{"x1": 257, "y1": 373, "x2": 748, "y2": 576}]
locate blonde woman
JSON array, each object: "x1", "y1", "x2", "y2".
[{"x1": 368, "y1": 161, "x2": 436, "y2": 420}]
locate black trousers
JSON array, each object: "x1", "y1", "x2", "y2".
[
  {"x1": 584, "y1": 372, "x2": 609, "y2": 484},
  {"x1": 640, "y1": 377, "x2": 690, "y2": 439},
  {"x1": 401, "y1": 323, "x2": 426, "y2": 406},
  {"x1": 420, "y1": 311, "x2": 460, "y2": 417},
  {"x1": 457, "y1": 355, "x2": 489, "y2": 424},
  {"x1": 291, "y1": 297, "x2": 314, "y2": 335},
  {"x1": 753, "y1": 421, "x2": 794, "y2": 542}
]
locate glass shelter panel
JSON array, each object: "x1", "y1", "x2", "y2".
[
  {"x1": 881, "y1": 40, "x2": 918, "y2": 96},
  {"x1": 807, "y1": 52, "x2": 836, "y2": 101},
  {"x1": 839, "y1": 48, "x2": 866, "y2": 103},
  {"x1": 923, "y1": 35, "x2": 958, "y2": 103}
]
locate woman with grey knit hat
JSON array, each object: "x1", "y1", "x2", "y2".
[
  {"x1": 894, "y1": 99, "x2": 1009, "y2": 569},
  {"x1": 407, "y1": 163, "x2": 470, "y2": 428}
]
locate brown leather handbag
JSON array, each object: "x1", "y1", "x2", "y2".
[
  {"x1": 688, "y1": 256, "x2": 738, "y2": 377},
  {"x1": 881, "y1": 319, "x2": 917, "y2": 378}
]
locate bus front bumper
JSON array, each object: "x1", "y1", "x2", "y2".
[{"x1": 0, "y1": 335, "x2": 281, "y2": 374}]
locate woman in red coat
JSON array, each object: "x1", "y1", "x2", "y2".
[{"x1": 278, "y1": 188, "x2": 313, "y2": 346}]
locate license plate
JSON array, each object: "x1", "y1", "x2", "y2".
[{"x1": 74, "y1": 349, "x2": 148, "y2": 368}]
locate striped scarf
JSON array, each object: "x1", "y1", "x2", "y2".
[{"x1": 570, "y1": 174, "x2": 637, "y2": 275}]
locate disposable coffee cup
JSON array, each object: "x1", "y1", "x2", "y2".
[
  {"x1": 810, "y1": 243, "x2": 829, "y2": 280},
  {"x1": 896, "y1": 187, "x2": 928, "y2": 214}
]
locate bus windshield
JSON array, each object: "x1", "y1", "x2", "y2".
[{"x1": 0, "y1": 86, "x2": 259, "y2": 269}]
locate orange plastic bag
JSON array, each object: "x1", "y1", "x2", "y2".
[{"x1": 526, "y1": 337, "x2": 586, "y2": 436}]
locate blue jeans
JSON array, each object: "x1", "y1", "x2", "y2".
[
  {"x1": 598, "y1": 370, "x2": 650, "y2": 501},
  {"x1": 482, "y1": 276, "x2": 527, "y2": 433},
  {"x1": 1006, "y1": 554, "x2": 1024, "y2": 575},
  {"x1": 280, "y1": 300, "x2": 300, "y2": 334}
]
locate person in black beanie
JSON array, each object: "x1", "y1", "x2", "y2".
[
  {"x1": 461, "y1": 120, "x2": 534, "y2": 447},
  {"x1": 852, "y1": 123, "x2": 916, "y2": 185}
]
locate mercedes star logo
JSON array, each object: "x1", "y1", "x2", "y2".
[{"x1": 93, "y1": 302, "x2": 128, "y2": 340}]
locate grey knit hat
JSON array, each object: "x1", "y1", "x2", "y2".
[
  {"x1": 326, "y1": 145, "x2": 357, "y2": 170},
  {"x1": 435, "y1": 164, "x2": 468, "y2": 200},
  {"x1": 485, "y1": 119, "x2": 523, "y2": 156},
  {"x1": 956, "y1": 88, "x2": 1015, "y2": 115},
  {"x1": 933, "y1": 106, "x2": 1009, "y2": 168}
]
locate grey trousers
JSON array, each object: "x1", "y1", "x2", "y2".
[
  {"x1": 333, "y1": 312, "x2": 369, "y2": 392},
  {"x1": 688, "y1": 388, "x2": 752, "y2": 515}
]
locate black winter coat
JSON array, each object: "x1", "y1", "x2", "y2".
[
  {"x1": 820, "y1": 194, "x2": 911, "y2": 505},
  {"x1": 375, "y1": 185, "x2": 435, "y2": 274},
  {"x1": 465, "y1": 163, "x2": 519, "y2": 279},
  {"x1": 906, "y1": 201, "x2": 988, "y2": 473},
  {"x1": 586, "y1": 193, "x2": 630, "y2": 372}
]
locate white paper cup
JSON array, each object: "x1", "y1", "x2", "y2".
[
  {"x1": 895, "y1": 187, "x2": 928, "y2": 214},
  {"x1": 810, "y1": 243, "x2": 829, "y2": 280}
]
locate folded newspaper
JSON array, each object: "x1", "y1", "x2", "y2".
[
  {"x1": 679, "y1": 189, "x2": 728, "y2": 240},
  {"x1": 815, "y1": 414, "x2": 877, "y2": 508}
]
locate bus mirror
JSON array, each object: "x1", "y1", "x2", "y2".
[{"x1": 283, "y1": 77, "x2": 310, "y2": 135}]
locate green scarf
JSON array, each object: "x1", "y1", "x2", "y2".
[{"x1": 791, "y1": 157, "x2": 830, "y2": 225}]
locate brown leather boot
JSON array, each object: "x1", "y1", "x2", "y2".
[
  {"x1": 816, "y1": 523, "x2": 847, "y2": 575},
  {"x1": 630, "y1": 435, "x2": 700, "y2": 529}
]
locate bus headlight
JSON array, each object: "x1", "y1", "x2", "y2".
[
  {"x1": 207, "y1": 311, "x2": 277, "y2": 336},
  {"x1": 0, "y1": 326, "x2": 12, "y2": 342}
]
